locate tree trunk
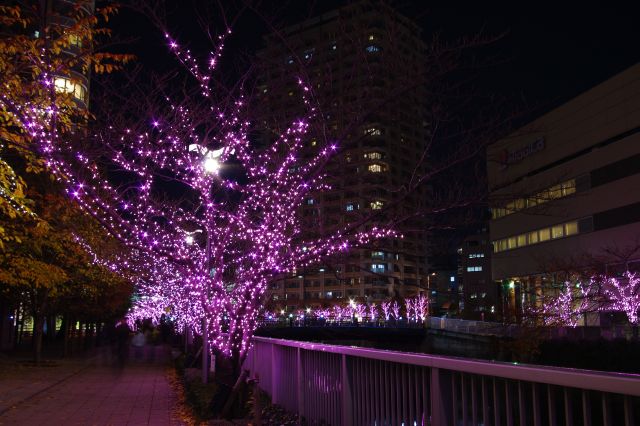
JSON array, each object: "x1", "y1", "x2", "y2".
[
  {"x1": 62, "y1": 316, "x2": 70, "y2": 357},
  {"x1": 31, "y1": 289, "x2": 48, "y2": 364},
  {"x1": 47, "y1": 315, "x2": 56, "y2": 342},
  {"x1": 33, "y1": 313, "x2": 44, "y2": 364},
  {"x1": 220, "y1": 351, "x2": 248, "y2": 419},
  {"x1": 221, "y1": 368, "x2": 248, "y2": 419}
]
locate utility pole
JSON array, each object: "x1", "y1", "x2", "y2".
[{"x1": 203, "y1": 229, "x2": 211, "y2": 384}]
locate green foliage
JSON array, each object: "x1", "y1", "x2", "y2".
[
  {"x1": 0, "y1": 1, "x2": 134, "y2": 222},
  {"x1": 0, "y1": 2, "x2": 135, "y2": 326}
]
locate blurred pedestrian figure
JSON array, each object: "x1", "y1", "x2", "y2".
[
  {"x1": 114, "y1": 320, "x2": 130, "y2": 368},
  {"x1": 132, "y1": 329, "x2": 146, "y2": 361}
]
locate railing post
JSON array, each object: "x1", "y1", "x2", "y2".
[
  {"x1": 271, "y1": 343, "x2": 278, "y2": 405},
  {"x1": 341, "y1": 354, "x2": 353, "y2": 426},
  {"x1": 297, "y1": 347, "x2": 305, "y2": 419},
  {"x1": 431, "y1": 367, "x2": 453, "y2": 426}
]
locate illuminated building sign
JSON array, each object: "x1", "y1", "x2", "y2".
[{"x1": 499, "y1": 137, "x2": 545, "y2": 168}]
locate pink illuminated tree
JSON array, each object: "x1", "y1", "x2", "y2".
[
  {"x1": 367, "y1": 303, "x2": 378, "y2": 323},
  {"x1": 392, "y1": 301, "x2": 401, "y2": 320},
  {"x1": 413, "y1": 294, "x2": 430, "y2": 322},
  {"x1": 5, "y1": 21, "x2": 398, "y2": 385},
  {"x1": 601, "y1": 271, "x2": 640, "y2": 325},
  {"x1": 381, "y1": 301, "x2": 392, "y2": 321},
  {"x1": 405, "y1": 298, "x2": 415, "y2": 322},
  {"x1": 528, "y1": 280, "x2": 598, "y2": 327}
]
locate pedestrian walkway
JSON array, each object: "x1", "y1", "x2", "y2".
[{"x1": 0, "y1": 346, "x2": 181, "y2": 426}]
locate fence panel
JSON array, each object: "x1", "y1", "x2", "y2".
[{"x1": 244, "y1": 336, "x2": 640, "y2": 426}]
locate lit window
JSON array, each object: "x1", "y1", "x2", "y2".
[
  {"x1": 551, "y1": 224, "x2": 564, "y2": 239},
  {"x1": 310, "y1": 139, "x2": 317, "y2": 147},
  {"x1": 508, "y1": 237, "x2": 517, "y2": 249},
  {"x1": 371, "y1": 263, "x2": 386, "y2": 273},
  {"x1": 368, "y1": 34, "x2": 375, "y2": 41},
  {"x1": 517, "y1": 234, "x2": 527, "y2": 247},
  {"x1": 303, "y1": 48, "x2": 315, "y2": 60},
  {"x1": 345, "y1": 203, "x2": 359, "y2": 212},
  {"x1": 467, "y1": 266, "x2": 483, "y2": 272},
  {"x1": 68, "y1": 33, "x2": 82, "y2": 48},
  {"x1": 450, "y1": 276, "x2": 455, "y2": 282},
  {"x1": 528, "y1": 231, "x2": 539, "y2": 244},
  {"x1": 549, "y1": 185, "x2": 562, "y2": 200},
  {"x1": 493, "y1": 178, "x2": 577, "y2": 218},
  {"x1": 54, "y1": 77, "x2": 86, "y2": 101},
  {"x1": 539, "y1": 228, "x2": 551, "y2": 242},
  {"x1": 562, "y1": 180, "x2": 576, "y2": 196},
  {"x1": 370, "y1": 200, "x2": 384, "y2": 210},
  {"x1": 368, "y1": 164, "x2": 386, "y2": 173},
  {"x1": 364, "y1": 127, "x2": 381, "y2": 136},
  {"x1": 469, "y1": 253, "x2": 485, "y2": 258},
  {"x1": 364, "y1": 151, "x2": 383, "y2": 160},
  {"x1": 366, "y1": 45, "x2": 381, "y2": 53},
  {"x1": 330, "y1": 42, "x2": 337, "y2": 51},
  {"x1": 565, "y1": 221, "x2": 578, "y2": 236},
  {"x1": 306, "y1": 198, "x2": 315, "y2": 205},
  {"x1": 371, "y1": 251, "x2": 384, "y2": 259}
]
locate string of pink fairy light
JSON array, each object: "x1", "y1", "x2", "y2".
[{"x1": 2, "y1": 26, "x2": 402, "y2": 361}]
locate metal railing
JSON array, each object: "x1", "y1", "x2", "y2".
[{"x1": 244, "y1": 336, "x2": 640, "y2": 426}]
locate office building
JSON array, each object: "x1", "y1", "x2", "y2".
[
  {"x1": 487, "y1": 63, "x2": 640, "y2": 322},
  {"x1": 459, "y1": 232, "x2": 496, "y2": 320}
]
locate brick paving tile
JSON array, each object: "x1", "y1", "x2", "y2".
[{"x1": 0, "y1": 346, "x2": 183, "y2": 426}]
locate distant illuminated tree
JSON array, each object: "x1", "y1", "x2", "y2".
[
  {"x1": 392, "y1": 301, "x2": 401, "y2": 320},
  {"x1": 414, "y1": 294, "x2": 429, "y2": 322},
  {"x1": 368, "y1": 303, "x2": 378, "y2": 322},
  {"x1": 405, "y1": 297, "x2": 415, "y2": 321},
  {"x1": 601, "y1": 271, "x2": 640, "y2": 325},
  {"x1": 381, "y1": 301, "x2": 392, "y2": 321}
]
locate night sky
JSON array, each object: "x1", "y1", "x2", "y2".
[
  {"x1": 107, "y1": 1, "x2": 640, "y2": 265},
  {"x1": 111, "y1": 1, "x2": 640, "y2": 123}
]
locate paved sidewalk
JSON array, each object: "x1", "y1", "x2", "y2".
[{"x1": 0, "y1": 346, "x2": 181, "y2": 426}]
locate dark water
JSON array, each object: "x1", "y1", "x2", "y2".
[{"x1": 256, "y1": 326, "x2": 640, "y2": 374}]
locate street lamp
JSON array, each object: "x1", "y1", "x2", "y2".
[
  {"x1": 187, "y1": 144, "x2": 226, "y2": 384},
  {"x1": 184, "y1": 229, "x2": 203, "y2": 246},
  {"x1": 204, "y1": 156, "x2": 220, "y2": 174}
]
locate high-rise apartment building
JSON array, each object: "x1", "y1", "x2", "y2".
[
  {"x1": 257, "y1": 1, "x2": 429, "y2": 310},
  {"x1": 46, "y1": 0, "x2": 92, "y2": 109}
]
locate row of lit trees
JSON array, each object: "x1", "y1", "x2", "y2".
[
  {"x1": 3, "y1": 4, "x2": 401, "y2": 386},
  {"x1": 526, "y1": 271, "x2": 640, "y2": 327},
  {"x1": 0, "y1": 2, "x2": 135, "y2": 363},
  {"x1": 3, "y1": 3, "x2": 510, "y2": 406},
  {"x1": 265, "y1": 294, "x2": 431, "y2": 323}
]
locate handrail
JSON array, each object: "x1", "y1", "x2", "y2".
[{"x1": 252, "y1": 336, "x2": 640, "y2": 396}]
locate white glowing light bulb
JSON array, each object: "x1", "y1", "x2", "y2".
[{"x1": 204, "y1": 157, "x2": 219, "y2": 174}]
